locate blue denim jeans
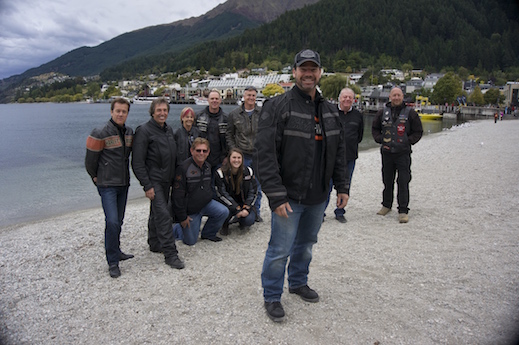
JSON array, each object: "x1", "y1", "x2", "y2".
[
  {"x1": 97, "y1": 186, "x2": 129, "y2": 265},
  {"x1": 173, "y1": 200, "x2": 229, "y2": 246},
  {"x1": 325, "y1": 159, "x2": 356, "y2": 217},
  {"x1": 243, "y1": 155, "x2": 262, "y2": 217},
  {"x1": 261, "y1": 199, "x2": 327, "y2": 302}
]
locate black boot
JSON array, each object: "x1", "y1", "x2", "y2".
[{"x1": 220, "y1": 220, "x2": 230, "y2": 236}]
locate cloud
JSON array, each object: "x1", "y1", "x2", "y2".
[{"x1": 0, "y1": 0, "x2": 223, "y2": 79}]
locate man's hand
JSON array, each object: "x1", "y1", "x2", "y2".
[
  {"x1": 145, "y1": 187, "x2": 155, "y2": 200},
  {"x1": 274, "y1": 202, "x2": 293, "y2": 218},
  {"x1": 236, "y1": 209, "x2": 249, "y2": 218},
  {"x1": 181, "y1": 217, "x2": 192, "y2": 228},
  {"x1": 336, "y1": 193, "x2": 349, "y2": 209}
]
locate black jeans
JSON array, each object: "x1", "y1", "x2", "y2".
[
  {"x1": 381, "y1": 152, "x2": 411, "y2": 214},
  {"x1": 147, "y1": 182, "x2": 178, "y2": 259}
]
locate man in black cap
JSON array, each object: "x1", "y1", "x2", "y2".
[{"x1": 254, "y1": 49, "x2": 350, "y2": 322}]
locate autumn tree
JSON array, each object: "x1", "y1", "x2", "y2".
[{"x1": 262, "y1": 84, "x2": 285, "y2": 98}]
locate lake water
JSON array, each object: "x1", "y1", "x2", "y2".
[{"x1": 0, "y1": 103, "x2": 457, "y2": 228}]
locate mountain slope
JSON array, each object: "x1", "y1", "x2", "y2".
[
  {"x1": 112, "y1": 0, "x2": 517, "y2": 78},
  {"x1": 3, "y1": 0, "x2": 319, "y2": 83}
]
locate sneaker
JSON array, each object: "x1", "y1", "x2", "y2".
[
  {"x1": 289, "y1": 285, "x2": 319, "y2": 303},
  {"x1": 264, "y1": 301, "x2": 285, "y2": 322},
  {"x1": 377, "y1": 206, "x2": 391, "y2": 216},
  {"x1": 109, "y1": 263, "x2": 121, "y2": 278},
  {"x1": 335, "y1": 215, "x2": 347, "y2": 223},
  {"x1": 399, "y1": 213, "x2": 409, "y2": 223},
  {"x1": 165, "y1": 256, "x2": 185, "y2": 269}
]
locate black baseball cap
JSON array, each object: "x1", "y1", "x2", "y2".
[{"x1": 294, "y1": 49, "x2": 321, "y2": 67}]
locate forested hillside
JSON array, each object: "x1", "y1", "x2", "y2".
[{"x1": 101, "y1": 0, "x2": 519, "y2": 80}]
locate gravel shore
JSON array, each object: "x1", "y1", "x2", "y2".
[{"x1": 1, "y1": 119, "x2": 518, "y2": 345}]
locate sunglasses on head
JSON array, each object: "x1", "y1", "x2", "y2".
[{"x1": 195, "y1": 149, "x2": 208, "y2": 153}]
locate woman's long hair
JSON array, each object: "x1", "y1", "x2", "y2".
[{"x1": 222, "y1": 148, "x2": 244, "y2": 195}]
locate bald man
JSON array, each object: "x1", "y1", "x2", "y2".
[{"x1": 371, "y1": 87, "x2": 423, "y2": 223}]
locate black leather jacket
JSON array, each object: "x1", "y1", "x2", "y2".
[
  {"x1": 132, "y1": 118, "x2": 177, "y2": 191},
  {"x1": 172, "y1": 157, "x2": 213, "y2": 222},
  {"x1": 85, "y1": 119, "x2": 133, "y2": 187},
  {"x1": 254, "y1": 87, "x2": 349, "y2": 211},
  {"x1": 196, "y1": 107, "x2": 227, "y2": 167},
  {"x1": 174, "y1": 125, "x2": 200, "y2": 165},
  {"x1": 372, "y1": 102, "x2": 423, "y2": 154},
  {"x1": 339, "y1": 107, "x2": 364, "y2": 161},
  {"x1": 214, "y1": 165, "x2": 258, "y2": 215}
]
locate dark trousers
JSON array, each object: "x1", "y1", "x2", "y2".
[
  {"x1": 147, "y1": 182, "x2": 178, "y2": 259},
  {"x1": 381, "y1": 152, "x2": 411, "y2": 214},
  {"x1": 97, "y1": 186, "x2": 129, "y2": 265}
]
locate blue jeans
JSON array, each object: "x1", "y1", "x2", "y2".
[
  {"x1": 173, "y1": 200, "x2": 229, "y2": 245},
  {"x1": 325, "y1": 159, "x2": 356, "y2": 217},
  {"x1": 97, "y1": 186, "x2": 129, "y2": 265},
  {"x1": 243, "y1": 155, "x2": 262, "y2": 217},
  {"x1": 229, "y1": 210, "x2": 256, "y2": 227},
  {"x1": 261, "y1": 199, "x2": 327, "y2": 302}
]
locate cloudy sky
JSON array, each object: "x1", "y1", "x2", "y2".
[{"x1": 0, "y1": 0, "x2": 224, "y2": 79}]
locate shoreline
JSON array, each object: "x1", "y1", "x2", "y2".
[{"x1": 1, "y1": 119, "x2": 518, "y2": 344}]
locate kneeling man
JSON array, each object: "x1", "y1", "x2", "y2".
[{"x1": 172, "y1": 138, "x2": 229, "y2": 245}]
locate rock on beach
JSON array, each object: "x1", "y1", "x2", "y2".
[{"x1": 1, "y1": 120, "x2": 518, "y2": 344}]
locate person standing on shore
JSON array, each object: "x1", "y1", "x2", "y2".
[
  {"x1": 172, "y1": 137, "x2": 229, "y2": 245},
  {"x1": 174, "y1": 106, "x2": 200, "y2": 165},
  {"x1": 254, "y1": 49, "x2": 349, "y2": 322},
  {"x1": 85, "y1": 97, "x2": 134, "y2": 278},
  {"x1": 371, "y1": 86, "x2": 423, "y2": 223},
  {"x1": 325, "y1": 87, "x2": 364, "y2": 223},
  {"x1": 226, "y1": 85, "x2": 263, "y2": 222},
  {"x1": 132, "y1": 98, "x2": 184, "y2": 269},
  {"x1": 196, "y1": 90, "x2": 228, "y2": 176}
]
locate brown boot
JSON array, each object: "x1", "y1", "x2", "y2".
[{"x1": 377, "y1": 207, "x2": 391, "y2": 216}]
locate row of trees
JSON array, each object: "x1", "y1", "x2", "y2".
[
  {"x1": 14, "y1": 79, "x2": 123, "y2": 103},
  {"x1": 99, "y1": 0, "x2": 519, "y2": 85}
]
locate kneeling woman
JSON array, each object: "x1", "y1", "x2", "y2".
[{"x1": 215, "y1": 148, "x2": 258, "y2": 234}]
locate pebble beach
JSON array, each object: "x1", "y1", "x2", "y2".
[{"x1": 1, "y1": 119, "x2": 518, "y2": 345}]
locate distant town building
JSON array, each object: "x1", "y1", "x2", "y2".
[
  {"x1": 405, "y1": 77, "x2": 424, "y2": 93},
  {"x1": 423, "y1": 73, "x2": 444, "y2": 90}
]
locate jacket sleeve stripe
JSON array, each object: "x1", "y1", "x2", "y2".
[{"x1": 86, "y1": 136, "x2": 105, "y2": 152}]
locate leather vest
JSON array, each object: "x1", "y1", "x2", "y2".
[{"x1": 381, "y1": 105, "x2": 411, "y2": 153}]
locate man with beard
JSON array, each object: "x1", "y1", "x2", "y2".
[{"x1": 254, "y1": 49, "x2": 349, "y2": 322}]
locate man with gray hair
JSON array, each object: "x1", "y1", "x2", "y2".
[{"x1": 325, "y1": 87, "x2": 364, "y2": 223}]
